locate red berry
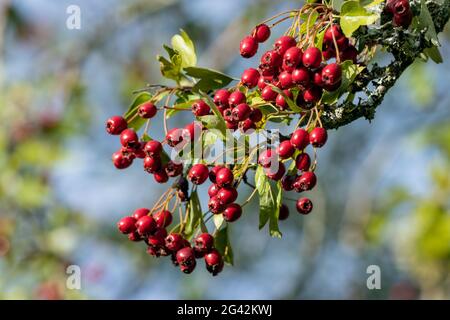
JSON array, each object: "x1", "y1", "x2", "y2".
[
  {"x1": 208, "y1": 183, "x2": 220, "y2": 198},
  {"x1": 194, "y1": 233, "x2": 214, "y2": 252},
  {"x1": 302, "y1": 47, "x2": 322, "y2": 69},
  {"x1": 228, "y1": 91, "x2": 246, "y2": 107},
  {"x1": 322, "y1": 63, "x2": 342, "y2": 86},
  {"x1": 283, "y1": 47, "x2": 303, "y2": 72},
  {"x1": 183, "y1": 122, "x2": 202, "y2": 142},
  {"x1": 143, "y1": 156, "x2": 161, "y2": 173},
  {"x1": 313, "y1": 69, "x2": 325, "y2": 87},
  {"x1": 276, "y1": 140, "x2": 295, "y2": 159},
  {"x1": 290, "y1": 129, "x2": 310, "y2": 150},
  {"x1": 232, "y1": 103, "x2": 251, "y2": 122},
  {"x1": 143, "y1": 140, "x2": 162, "y2": 157},
  {"x1": 324, "y1": 25, "x2": 344, "y2": 43},
  {"x1": 176, "y1": 247, "x2": 196, "y2": 274},
  {"x1": 165, "y1": 160, "x2": 183, "y2": 177},
  {"x1": 241, "y1": 68, "x2": 260, "y2": 88},
  {"x1": 292, "y1": 67, "x2": 310, "y2": 86},
  {"x1": 295, "y1": 153, "x2": 311, "y2": 171},
  {"x1": 133, "y1": 208, "x2": 150, "y2": 220},
  {"x1": 136, "y1": 215, "x2": 156, "y2": 235},
  {"x1": 239, "y1": 119, "x2": 256, "y2": 133},
  {"x1": 249, "y1": 108, "x2": 263, "y2": 122},
  {"x1": 293, "y1": 171, "x2": 317, "y2": 192},
  {"x1": 275, "y1": 90, "x2": 293, "y2": 110},
  {"x1": 257, "y1": 76, "x2": 269, "y2": 90},
  {"x1": 261, "y1": 86, "x2": 278, "y2": 102},
  {"x1": 279, "y1": 71, "x2": 293, "y2": 89},
  {"x1": 274, "y1": 36, "x2": 297, "y2": 56},
  {"x1": 165, "y1": 233, "x2": 184, "y2": 252},
  {"x1": 340, "y1": 46, "x2": 358, "y2": 63},
  {"x1": 214, "y1": 89, "x2": 230, "y2": 107},
  {"x1": 120, "y1": 129, "x2": 139, "y2": 149},
  {"x1": 223, "y1": 203, "x2": 242, "y2": 222},
  {"x1": 296, "y1": 197, "x2": 313, "y2": 215},
  {"x1": 192, "y1": 100, "x2": 210, "y2": 117},
  {"x1": 188, "y1": 164, "x2": 209, "y2": 185},
  {"x1": 215, "y1": 167, "x2": 234, "y2": 188},
  {"x1": 117, "y1": 216, "x2": 137, "y2": 234},
  {"x1": 303, "y1": 87, "x2": 322, "y2": 103},
  {"x1": 166, "y1": 128, "x2": 184, "y2": 147},
  {"x1": 393, "y1": 10, "x2": 412, "y2": 27},
  {"x1": 112, "y1": 150, "x2": 133, "y2": 169},
  {"x1": 205, "y1": 249, "x2": 224, "y2": 276},
  {"x1": 208, "y1": 196, "x2": 225, "y2": 214},
  {"x1": 309, "y1": 127, "x2": 328, "y2": 147},
  {"x1": 322, "y1": 47, "x2": 336, "y2": 60},
  {"x1": 106, "y1": 116, "x2": 127, "y2": 135},
  {"x1": 253, "y1": 24, "x2": 271, "y2": 43},
  {"x1": 128, "y1": 231, "x2": 143, "y2": 242},
  {"x1": 209, "y1": 165, "x2": 223, "y2": 183},
  {"x1": 260, "y1": 50, "x2": 282, "y2": 71},
  {"x1": 153, "y1": 210, "x2": 172, "y2": 228},
  {"x1": 138, "y1": 101, "x2": 157, "y2": 119},
  {"x1": 217, "y1": 187, "x2": 238, "y2": 205},
  {"x1": 258, "y1": 148, "x2": 276, "y2": 168},
  {"x1": 281, "y1": 175, "x2": 296, "y2": 191},
  {"x1": 240, "y1": 36, "x2": 258, "y2": 58},
  {"x1": 264, "y1": 162, "x2": 286, "y2": 181},
  {"x1": 279, "y1": 204, "x2": 290, "y2": 220},
  {"x1": 154, "y1": 169, "x2": 169, "y2": 183}
]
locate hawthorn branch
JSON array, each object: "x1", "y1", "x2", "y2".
[{"x1": 321, "y1": 0, "x2": 450, "y2": 130}]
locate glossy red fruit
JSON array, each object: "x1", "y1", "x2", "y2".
[
  {"x1": 322, "y1": 47, "x2": 336, "y2": 60},
  {"x1": 239, "y1": 119, "x2": 256, "y2": 133},
  {"x1": 176, "y1": 247, "x2": 196, "y2": 274},
  {"x1": 165, "y1": 160, "x2": 183, "y2": 177},
  {"x1": 274, "y1": 36, "x2": 297, "y2": 56},
  {"x1": 143, "y1": 156, "x2": 161, "y2": 173},
  {"x1": 166, "y1": 128, "x2": 184, "y2": 147},
  {"x1": 279, "y1": 71, "x2": 293, "y2": 89},
  {"x1": 136, "y1": 215, "x2": 156, "y2": 235},
  {"x1": 324, "y1": 25, "x2": 345, "y2": 43},
  {"x1": 223, "y1": 203, "x2": 242, "y2": 222},
  {"x1": 183, "y1": 122, "x2": 202, "y2": 142},
  {"x1": 209, "y1": 165, "x2": 223, "y2": 183},
  {"x1": 205, "y1": 249, "x2": 224, "y2": 276},
  {"x1": 303, "y1": 86, "x2": 322, "y2": 103},
  {"x1": 165, "y1": 233, "x2": 184, "y2": 252},
  {"x1": 260, "y1": 50, "x2": 282, "y2": 70},
  {"x1": 208, "y1": 196, "x2": 225, "y2": 214},
  {"x1": 296, "y1": 197, "x2": 313, "y2": 215},
  {"x1": 154, "y1": 169, "x2": 169, "y2": 183},
  {"x1": 292, "y1": 67, "x2": 310, "y2": 86},
  {"x1": 143, "y1": 140, "x2": 162, "y2": 157},
  {"x1": 340, "y1": 46, "x2": 358, "y2": 63},
  {"x1": 208, "y1": 184, "x2": 220, "y2": 198},
  {"x1": 264, "y1": 162, "x2": 286, "y2": 181},
  {"x1": 290, "y1": 129, "x2": 310, "y2": 150},
  {"x1": 133, "y1": 208, "x2": 150, "y2": 220},
  {"x1": 309, "y1": 127, "x2": 328, "y2": 147},
  {"x1": 241, "y1": 68, "x2": 260, "y2": 88},
  {"x1": 223, "y1": 108, "x2": 234, "y2": 123},
  {"x1": 302, "y1": 47, "x2": 322, "y2": 69},
  {"x1": 217, "y1": 187, "x2": 238, "y2": 205},
  {"x1": 257, "y1": 76, "x2": 270, "y2": 90},
  {"x1": 258, "y1": 148, "x2": 276, "y2": 168},
  {"x1": 106, "y1": 116, "x2": 127, "y2": 135},
  {"x1": 279, "y1": 204, "x2": 290, "y2": 220},
  {"x1": 194, "y1": 233, "x2": 214, "y2": 252},
  {"x1": 128, "y1": 231, "x2": 143, "y2": 242},
  {"x1": 120, "y1": 129, "x2": 139, "y2": 149},
  {"x1": 283, "y1": 47, "x2": 303, "y2": 72},
  {"x1": 215, "y1": 167, "x2": 234, "y2": 188},
  {"x1": 188, "y1": 164, "x2": 209, "y2": 185},
  {"x1": 313, "y1": 69, "x2": 324, "y2": 87},
  {"x1": 253, "y1": 24, "x2": 271, "y2": 43},
  {"x1": 232, "y1": 103, "x2": 251, "y2": 122},
  {"x1": 117, "y1": 216, "x2": 137, "y2": 234},
  {"x1": 275, "y1": 90, "x2": 293, "y2": 110},
  {"x1": 295, "y1": 153, "x2": 311, "y2": 171},
  {"x1": 214, "y1": 89, "x2": 230, "y2": 107},
  {"x1": 192, "y1": 100, "x2": 210, "y2": 117},
  {"x1": 154, "y1": 210, "x2": 173, "y2": 228},
  {"x1": 293, "y1": 171, "x2": 317, "y2": 192},
  {"x1": 276, "y1": 140, "x2": 295, "y2": 159},
  {"x1": 281, "y1": 175, "x2": 296, "y2": 191},
  {"x1": 228, "y1": 91, "x2": 246, "y2": 107},
  {"x1": 322, "y1": 63, "x2": 342, "y2": 86},
  {"x1": 261, "y1": 86, "x2": 278, "y2": 102},
  {"x1": 249, "y1": 108, "x2": 263, "y2": 122},
  {"x1": 393, "y1": 10, "x2": 412, "y2": 27},
  {"x1": 240, "y1": 36, "x2": 258, "y2": 58},
  {"x1": 112, "y1": 150, "x2": 133, "y2": 169},
  {"x1": 138, "y1": 101, "x2": 157, "y2": 119}
]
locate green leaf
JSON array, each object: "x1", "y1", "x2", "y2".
[
  {"x1": 184, "y1": 67, "x2": 234, "y2": 92},
  {"x1": 183, "y1": 190, "x2": 203, "y2": 239},
  {"x1": 332, "y1": 0, "x2": 345, "y2": 11},
  {"x1": 124, "y1": 92, "x2": 152, "y2": 131},
  {"x1": 157, "y1": 55, "x2": 182, "y2": 82},
  {"x1": 423, "y1": 46, "x2": 443, "y2": 64},
  {"x1": 255, "y1": 166, "x2": 282, "y2": 238},
  {"x1": 199, "y1": 92, "x2": 227, "y2": 139},
  {"x1": 340, "y1": 0, "x2": 379, "y2": 37},
  {"x1": 315, "y1": 29, "x2": 326, "y2": 52},
  {"x1": 213, "y1": 214, "x2": 224, "y2": 230},
  {"x1": 418, "y1": 0, "x2": 439, "y2": 46},
  {"x1": 214, "y1": 226, "x2": 233, "y2": 265},
  {"x1": 171, "y1": 29, "x2": 197, "y2": 68},
  {"x1": 270, "y1": 85, "x2": 304, "y2": 113},
  {"x1": 300, "y1": 11, "x2": 319, "y2": 35},
  {"x1": 166, "y1": 99, "x2": 195, "y2": 119}
]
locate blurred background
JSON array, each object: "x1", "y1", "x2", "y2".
[{"x1": 0, "y1": 0, "x2": 449, "y2": 299}]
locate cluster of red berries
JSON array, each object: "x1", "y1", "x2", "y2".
[
  {"x1": 385, "y1": 0, "x2": 412, "y2": 27},
  {"x1": 117, "y1": 208, "x2": 223, "y2": 275}
]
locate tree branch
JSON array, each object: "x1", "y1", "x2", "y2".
[{"x1": 321, "y1": 0, "x2": 450, "y2": 130}]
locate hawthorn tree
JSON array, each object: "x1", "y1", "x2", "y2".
[{"x1": 106, "y1": 0, "x2": 450, "y2": 275}]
